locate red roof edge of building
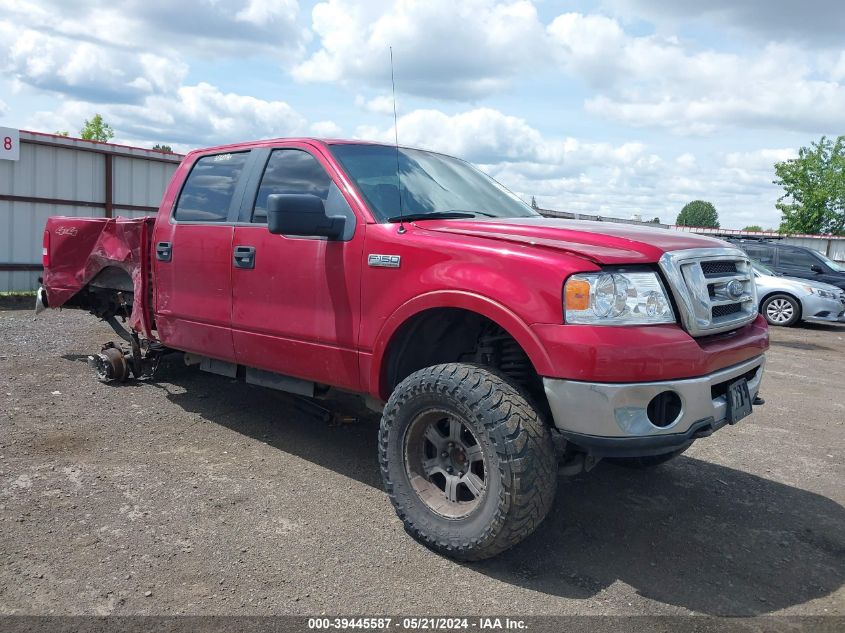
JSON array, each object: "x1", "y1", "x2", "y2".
[{"x1": 21, "y1": 129, "x2": 184, "y2": 157}]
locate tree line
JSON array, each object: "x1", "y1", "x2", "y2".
[{"x1": 55, "y1": 113, "x2": 172, "y2": 153}]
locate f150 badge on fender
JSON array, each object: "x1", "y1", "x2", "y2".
[{"x1": 368, "y1": 254, "x2": 401, "y2": 268}]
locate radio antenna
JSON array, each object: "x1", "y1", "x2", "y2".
[{"x1": 390, "y1": 46, "x2": 406, "y2": 234}]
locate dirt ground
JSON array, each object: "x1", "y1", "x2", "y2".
[{"x1": 1, "y1": 299, "x2": 843, "y2": 616}]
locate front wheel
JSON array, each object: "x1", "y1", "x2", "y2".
[
  {"x1": 379, "y1": 363, "x2": 557, "y2": 561},
  {"x1": 761, "y1": 293, "x2": 801, "y2": 326}
]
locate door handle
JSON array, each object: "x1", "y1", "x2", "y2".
[
  {"x1": 233, "y1": 245, "x2": 256, "y2": 269},
  {"x1": 156, "y1": 241, "x2": 172, "y2": 262}
]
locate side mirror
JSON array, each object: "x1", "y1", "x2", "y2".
[
  {"x1": 810, "y1": 264, "x2": 824, "y2": 273},
  {"x1": 267, "y1": 194, "x2": 346, "y2": 240}
]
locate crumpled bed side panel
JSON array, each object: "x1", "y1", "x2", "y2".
[{"x1": 43, "y1": 216, "x2": 154, "y2": 336}]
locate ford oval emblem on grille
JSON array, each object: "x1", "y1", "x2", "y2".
[{"x1": 726, "y1": 279, "x2": 744, "y2": 299}]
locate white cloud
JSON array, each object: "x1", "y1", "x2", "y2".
[
  {"x1": 27, "y1": 83, "x2": 307, "y2": 149},
  {"x1": 296, "y1": 4, "x2": 844, "y2": 135},
  {"x1": 676, "y1": 153, "x2": 696, "y2": 169},
  {"x1": 0, "y1": 2, "x2": 819, "y2": 231},
  {"x1": 1, "y1": 25, "x2": 187, "y2": 103},
  {"x1": 0, "y1": 0, "x2": 310, "y2": 148},
  {"x1": 294, "y1": 0, "x2": 546, "y2": 99},
  {"x1": 354, "y1": 105, "x2": 790, "y2": 229},
  {"x1": 309, "y1": 120, "x2": 343, "y2": 137},
  {"x1": 354, "y1": 94, "x2": 397, "y2": 115},
  {"x1": 0, "y1": 0, "x2": 307, "y2": 61},
  {"x1": 360, "y1": 107, "x2": 657, "y2": 173},
  {"x1": 0, "y1": 98, "x2": 7, "y2": 116},
  {"x1": 724, "y1": 148, "x2": 798, "y2": 171},
  {"x1": 833, "y1": 52, "x2": 845, "y2": 82},
  {"x1": 607, "y1": 0, "x2": 845, "y2": 48},
  {"x1": 357, "y1": 107, "x2": 539, "y2": 163},
  {"x1": 547, "y1": 13, "x2": 845, "y2": 135},
  {"x1": 236, "y1": 0, "x2": 300, "y2": 27}
]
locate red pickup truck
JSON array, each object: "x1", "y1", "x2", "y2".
[{"x1": 37, "y1": 138, "x2": 769, "y2": 560}]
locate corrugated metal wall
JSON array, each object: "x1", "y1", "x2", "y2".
[
  {"x1": 113, "y1": 155, "x2": 176, "y2": 214},
  {"x1": 0, "y1": 132, "x2": 182, "y2": 291}
]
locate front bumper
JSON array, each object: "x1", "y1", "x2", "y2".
[
  {"x1": 544, "y1": 355, "x2": 765, "y2": 457},
  {"x1": 801, "y1": 294, "x2": 845, "y2": 323}
]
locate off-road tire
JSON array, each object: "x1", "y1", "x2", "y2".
[
  {"x1": 761, "y1": 293, "x2": 801, "y2": 327},
  {"x1": 605, "y1": 445, "x2": 690, "y2": 469},
  {"x1": 379, "y1": 363, "x2": 557, "y2": 561}
]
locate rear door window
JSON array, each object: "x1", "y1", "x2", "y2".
[
  {"x1": 744, "y1": 244, "x2": 775, "y2": 264},
  {"x1": 174, "y1": 152, "x2": 249, "y2": 222},
  {"x1": 778, "y1": 248, "x2": 819, "y2": 269}
]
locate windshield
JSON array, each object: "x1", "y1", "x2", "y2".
[
  {"x1": 329, "y1": 143, "x2": 539, "y2": 222},
  {"x1": 815, "y1": 251, "x2": 845, "y2": 273},
  {"x1": 751, "y1": 260, "x2": 778, "y2": 276}
]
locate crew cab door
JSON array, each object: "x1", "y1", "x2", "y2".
[
  {"x1": 230, "y1": 145, "x2": 363, "y2": 390},
  {"x1": 153, "y1": 150, "x2": 252, "y2": 362}
]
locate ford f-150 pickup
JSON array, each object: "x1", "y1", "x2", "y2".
[{"x1": 36, "y1": 138, "x2": 769, "y2": 560}]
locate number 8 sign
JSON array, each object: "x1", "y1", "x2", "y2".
[{"x1": 0, "y1": 127, "x2": 20, "y2": 161}]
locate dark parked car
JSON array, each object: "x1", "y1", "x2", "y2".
[{"x1": 729, "y1": 240, "x2": 845, "y2": 291}]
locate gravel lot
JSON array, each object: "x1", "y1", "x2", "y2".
[{"x1": 1, "y1": 299, "x2": 843, "y2": 616}]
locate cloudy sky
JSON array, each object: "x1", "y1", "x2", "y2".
[{"x1": 1, "y1": 0, "x2": 844, "y2": 228}]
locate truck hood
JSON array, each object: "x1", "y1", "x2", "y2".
[{"x1": 418, "y1": 217, "x2": 730, "y2": 264}]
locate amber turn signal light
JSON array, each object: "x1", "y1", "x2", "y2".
[{"x1": 565, "y1": 278, "x2": 591, "y2": 311}]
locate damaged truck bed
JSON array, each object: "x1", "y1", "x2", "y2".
[{"x1": 39, "y1": 216, "x2": 155, "y2": 338}]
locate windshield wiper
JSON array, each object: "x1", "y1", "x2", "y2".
[{"x1": 386, "y1": 211, "x2": 477, "y2": 223}]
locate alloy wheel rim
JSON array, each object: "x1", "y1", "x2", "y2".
[
  {"x1": 767, "y1": 298, "x2": 794, "y2": 324},
  {"x1": 404, "y1": 409, "x2": 487, "y2": 519}
]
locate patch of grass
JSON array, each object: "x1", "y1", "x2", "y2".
[{"x1": 0, "y1": 290, "x2": 37, "y2": 297}]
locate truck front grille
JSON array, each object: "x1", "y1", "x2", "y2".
[
  {"x1": 659, "y1": 248, "x2": 758, "y2": 337},
  {"x1": 700, "y1": 260, "x2": 737, "y2": 277},
  {"x1": 712, "y1": 303, "x2": 743, "y2": 318}
]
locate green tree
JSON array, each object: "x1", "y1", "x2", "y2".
[
  {"x1": 651, "y1": 216, "x2": 661, "y2": 223},
  {"x1": 676, "y1": 200, "x2": 719, "y2": 228},
  {"x1": 152, "y1": 143, "x2": 173, "y2": 152},
  {"x1": 774, "y1": 136, "x2": 845, "y2": 235},
  {"x1": 742, "y1": 225, "x2": 763, "y2": 232},
  {"x1": 54, "y1": 130, "x2": 69, "y2": 137},
  {"x1": 80, "y1": 114, "x2": 114, "y2": 142}
]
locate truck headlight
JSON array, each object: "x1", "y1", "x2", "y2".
[{"x1": 564, "y1": 271, "x2": 675, "y2": 325}]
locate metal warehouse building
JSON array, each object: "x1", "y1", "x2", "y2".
[{"x1": 0, "y1": 130, "x2": 182, "y2": 292}]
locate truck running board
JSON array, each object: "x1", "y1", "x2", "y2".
[
  {"x1": 245, "y1": 367, "x2": 315, "y2": 398},
  {"x1": 184, "y1": 353, "x2": 315, "y2": 398}
]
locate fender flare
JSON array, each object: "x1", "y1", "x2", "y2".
[{"x1": 369, "y1": 290, "x2": 554, "y2": 399}]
